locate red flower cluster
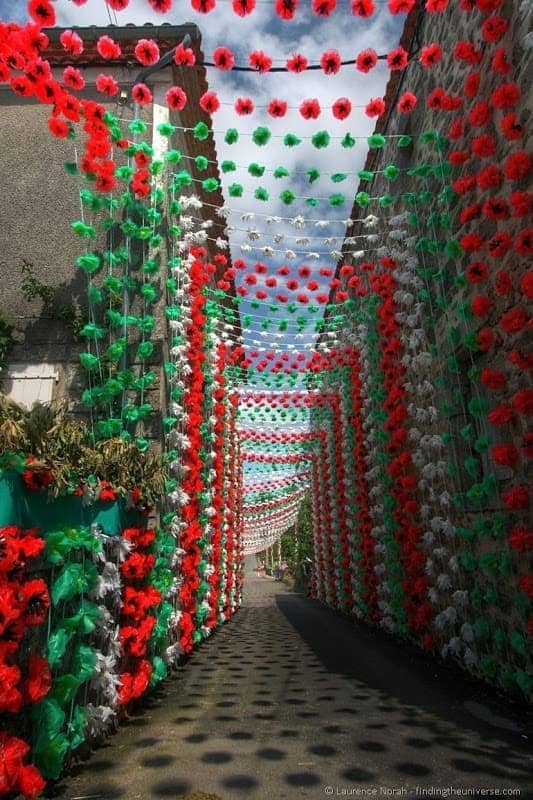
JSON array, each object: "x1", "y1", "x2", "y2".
[
  {"x1": 118, "y1": 526, "x2": 160, "y2": 705},
  {"x1": 0, "y1": 526, "x2": 50, "y2": 796},
  {"x1": 21, "y1": 457, "x2": 53, "y2": 492},
  {"x1": 0, "y1": 733, "x2": 46, "y2": 799}
]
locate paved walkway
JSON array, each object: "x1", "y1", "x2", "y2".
[{"x1": 57, "y1": 569, "x2": 532, "y2": 800}]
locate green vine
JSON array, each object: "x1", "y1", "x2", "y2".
[{"x1": 20, "y1": 260, "x2": 83, "y2": 337}]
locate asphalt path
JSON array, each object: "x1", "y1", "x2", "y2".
[{"x1": 55, "y1": 566, "x2": 533, "y2": 800}]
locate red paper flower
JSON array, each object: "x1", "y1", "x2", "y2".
[
  {"x1": 213, "y1": 46, "x2": 234, "y2": 70},
  {"x1": 249, "y1": 50, "x2": 272, "y2": 72},
  {"x1": 24, "y1": 654, "x2": 51, "y2": 704},
  {"x1": 59, "y1": 29, "x2": 83, "y2": 56},
  {"x1": 365, "y1": 97, "x2": 385, "y2": 117},
  {"x1": 460, "y1": 203, "x2": 481, "y2": 224},
  {"x1": 481, "y1": 15, "x2": 509, "y2": 42},
  {"x1": 472, "y1": 134, "x2": 496, "y2": 159},
  {"x1": 476, "y1": 0, "x2": 503, "y2": 10},
  {"x1": 465, "y1": 260, "x2": 488, "y2": 282},
  {"x1": 96, "y1": 73, "x2": 119, "y2": 96},
  {"x1": 426, "y1": 0, "x2": 448, "y2": 9},
  {"x1": 63, "y1": 66, "x2": 85, "y2": 91},
  {"x1": 286, "y1": 53, "x2": 308, "y2": 72},
  {"x1": 121, "y1": 552, "x2": 156, "y2": 580},
  {"x1": 96, "y1": 35, "x2": 121, "y2": 60},
  {"x1": 99, "y1": 481, "x2": 116, "y2": 502},
  {"x1": 21, "y1": 459, "x2": 53, "y2": 492},
  {"x1": 173, "y1": 42, "x2": 195, "y2": 65},
  {"x1": 332, "y1": 97, "x2": 352, "y2": 119},
  {"x1": 352, "y1": 0, "x2": 375, "y2": 14},
  {"x1": 134, "y1": 39, "x2": 160, "y2": 66},
  {"x1": 471, "y1": 294, "x2": 492, "y2": 317},
  {"x1": 131, "y1": 83, "x2": 152, "y2": 104},
  {"x1": 321, "y1": 49, "x2": 341, "y2": 74},
  {"x1": 501, "y1": 112, "x2": 523, "y2": 141},
  {"x1": 312, "y1": 0, "x2": 337, "y2": 15},
  {"x1": 191, "y1": 0, "x2": 216, "y2": 11},
  {"x1": 200, "y1": 91, "x2": 220, "y2": 114},
  {"x1": 502, "y1": 486, "x2": 529, "y2": 510},
  {"x1": 492, "y1": 47, "x2": 512, "y2": 74},
  {"x1": 28, "y1": 0, "x2": 55, "y2": 25},
  {"x1": 20, "y1": 578, "x2": 50, "y2": 626},
  {"x1": 477, "y1": 328, "x2": 494, "y2": 351},
  {"x1": 148, "y1": 0, "x2": 173, "y2": 9},
  {"x1": 492, "y1": 444, "x2": 519, "y2": 467},
  {"x1": 447, "y1": 148, "x2": 469, "y2": 164},
  {"x1": 487, "y1": 403, "x2": 514, "y2": 425},
  {"x1": 491, "y1": 81, "x2": 520, "y2": 109},
  {"x1": 300, "y1": 98, "x2": 321, "y2": 119},
  {"x1": 510, "y1": 191, "x2": 531, "y2": 217},
  {"x1": 513, "y1": 389, "x2": 533, "y2": 414},
  {"x1": 356, "y1": 48, "x2": 378, "y2": 73},
  {"x1": 499, "y1": 307, "x2": 528, "y2": 334},
  {"x1": 419, "y1": 43, "x2": 442, "y2": 67},
  {"x1": 494, "y1": 269, "x2": 513, "y2": 295},
  {"x1": 275, "y1": 0, "x2": 298, "y2": 19},
  {"x1": 426, "y1": 88, "x2": 446, "y2": 109},
  {"x1": 481, "y1": 368, "x2": 506, "y2": 390},
  {"x1": 520, "y1": 271, "x2": 533, "y2": 300},
  {"x1": 396, "y1": 92, "x2": 417, "y2": 114},
  {"x1": 232, "y1": 0, "x2": 256, "y2": 14},
  {"x1": 387, "y1": 46, "x2": 409, "y2": 70},
  {"x1": 235, "y1": 97, "x2": 254, "y2": 115},
  {"x1": 487, "y1": 231, "x2": 512, "y2": 257},
  {"x1": 454, "y1": 41, "x2": 482, "y2": 65},
  {"x1": 468, "y1": 100, "x2": 491, "y2": 126},
  {"x1": 47, "y1": 116, "x2": 69, "y2": 138},
  {"x1": 461, "y1": 232, "x2": 484, "y2": 252},
  {"x1": 477, "y1": 164, "x2": 501, "y2": 190},
  {"x1": 166, "y1": 86, "x2": 187, "y2": 110},
  {"x1": 508, "y1": 526, "x2": 533, "y2": 552},
  {"x1": 0, "y1": 662, "x2": 22, "y2": 713},
  {"x1": 504, "y1": 151, "x2": 530, "y2": 181},
  {"x1": 388, "y1": 0, "x2": 415, "y2": 12},
  {"x1": 464, "y1": 72, "x2": 480, "y2": 98},
  {"x1": 482, "y1": 197, "x2": 508, "y2": 220}
]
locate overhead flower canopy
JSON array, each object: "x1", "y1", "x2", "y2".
[{"x1": 0, "y1": 0, "x2": 531, "y2": 791}]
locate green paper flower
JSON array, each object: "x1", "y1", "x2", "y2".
[
  {"x1": 274, "y1": 166, "x2": 290, "y2": 178},
  {"x1": 328, "y1": 193, "x2": 345, "y2": 206},
  {"x1": 311, "y1": 130, "x2": 330, "y2": 149},
  {"x1": 252, "y1": 126, "x2": 271, "y2": 146},
  {"x1": 76, "y1": 253, "x2": 101, "y2": 274},
  {"x1": 224, "y1": 128, "x2": 239, "y2": 144},
  {"x1": 306, "y1": 197, "x2": 320, "y2": 206},
  {"x1": 157, "y1": 121, "x2": 175, "y2": 137},
  {"x1": 254, "y1": 187, "x2": 269, "y2": 201},
  {"x1": 355, "y1": 191, "x2": 370, "y2": 207},
  {"x1": 284, "y1": 133, "x2": 301, "y2": 147},
  {"x1": 202, "y1": 177, "x2": 219, "y2": 192},
  {"x1": 368, "y1": 133, "x2": 386, "y2": 149},
  {"x1": 129, "y1": 119, "x2": 147, "y2": 134},
  {"x1": 341, "y1": 133, "x2": 355, "y2": 148},
  {"x1": 279, "y1": 189, "x2": 295, "y2": 204},
  {"x1": 221, "y1": 160, "x2": 236, "y2": 172},
  {"x1": 166, "y1": 149, "x2": 182, "y2": 163},
  {"x1": 195, "y1": 155, "x2": 209, "y2": 170},
  {"x1": 194, "y1": 122, "x2": 210, "y2": 140},
  {"x1": 173, "y1": 170, "x2": 192, "y2": 187},
  {"x1": 228, "y1": 183, "x2": 243, "y2": 197},
  {"x1": 331, "y1": 173, "x2": 347, "y2": 183},
  {"x1": 307, "y1": 167, "x2": 320, "y2": 183},
  {"x1": 248, "y1": 162, "x2": 265, "y2": 177}
]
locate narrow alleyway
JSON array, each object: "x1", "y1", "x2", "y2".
[{"x1": 58, "y1": 565, "x2": 532, "y2": 800}]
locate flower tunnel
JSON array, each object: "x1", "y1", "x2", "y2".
[{"x1": 0, "y1": 0, "x2": 531, "y2": 795}]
